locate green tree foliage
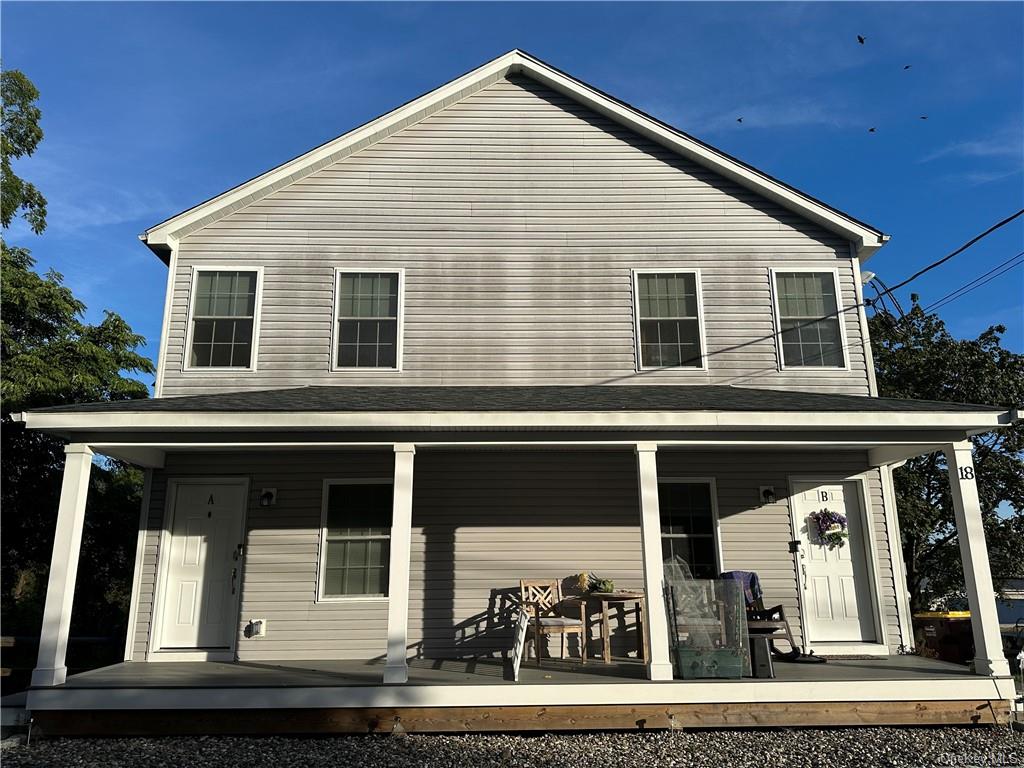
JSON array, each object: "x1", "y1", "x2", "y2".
[
  {"x1": 1, "y1": 67, "x2": 154, "y2": 648},
  {"x1": 1, "y1": 69, "x2": 47, "y2": 233},
  {"x1": 870, "y1": 300, "x2": 1024, "y2": 610},
  {"x1": 1, "y1": 245, "x2": 155, "y2": 639}
]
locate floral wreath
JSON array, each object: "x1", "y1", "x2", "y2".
[{"x1": 809, "y1": 508, "x2": 849, "y2": 549}]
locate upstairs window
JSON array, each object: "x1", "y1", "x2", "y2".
[
  {"x1": 634, "y1": 271, "x2": 705, "y2": 369},
  {"x1": 334, "y1": 271, "x2": 402, "y2": 369},
  {"x1": 773, "y1": 271, "x2": 846, "y2": 368},
  {"x1": 187, "y1": 269, "x2": 260, "y2": 369},
  {"x1": 319, "y1": 481, "x2": 393, "y2": 598}
]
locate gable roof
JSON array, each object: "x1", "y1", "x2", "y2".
[{"x1": 141, "y1": 49, "x2": 889, "y2": 262}]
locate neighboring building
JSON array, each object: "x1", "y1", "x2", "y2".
[
  {"x1": 17, "y1": 50, "x2": 1018, "y2": 734},
  {"x1": 998, "y1": 578, "x2": 1024, "y2": 626}
]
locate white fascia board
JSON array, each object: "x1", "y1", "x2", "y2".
[
  {"x1": 18, "y1": 409, "x2": 1011, "y2": 433},
  {"x1": 142, "y1": 50, "x2": 886, "y2": 260}
]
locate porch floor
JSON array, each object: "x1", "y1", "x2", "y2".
[{"x1": 58, "y1": 654, "x2": 973, "y2": 689}]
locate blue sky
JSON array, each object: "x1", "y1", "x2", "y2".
[{"x1": 4, "y1": 2, "x2": 1022, "y2": 381}]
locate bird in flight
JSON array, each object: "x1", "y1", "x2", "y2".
[
  {"x1": 736, "y1": 117, "x2": 743, "y2": 123},
  {"x1": 919, "y1": 115, "x2": 928, "y2": 120},
  {"x1": 903, "y1": 65, "x2": 912, "y2": 70},
  {"x1": 857, "y1": 35, "x2": 866, "y2": 44},
  {"x1": 868, "y1": 127, "x2": 877, "y2": 133}
]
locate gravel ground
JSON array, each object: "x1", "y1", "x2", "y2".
[{"x1": 1, "y1": 727, "x2": 1021, "y2": 768}]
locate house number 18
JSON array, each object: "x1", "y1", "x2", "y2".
[{"x1": 958, "y1": 466, "x2": 975, "y2": 480}]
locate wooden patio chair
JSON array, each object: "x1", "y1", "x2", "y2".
[
  {"x1": 720, "y1": 570, "x2": 800, "y2": 660},
  {"x1": 519, "y1": 579, "x2": 587, "y2": 665}
]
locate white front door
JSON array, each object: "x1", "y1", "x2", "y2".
[
  {"x1": 159, "y1": 481, "x2": 247, "y2": 650},
  {"x1": 792, "y1": 481, "x2": 876, "y2": 643}
]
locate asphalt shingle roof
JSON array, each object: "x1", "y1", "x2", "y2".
[{"x1": 32, "y1": 385, "x2": 1005, "y2": 415}]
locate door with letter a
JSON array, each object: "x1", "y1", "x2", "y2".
[
  {"x1": 159, "y1": 480, "x2": 247, "y2": 650},
  {"x1": 792, "y1": 481, "x2": 876, "y2": 643}
]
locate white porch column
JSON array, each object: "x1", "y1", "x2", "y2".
[
  {"x1": 943, "y1": 441, "x2": 1010, "y2": 677},
  {"x1": 635, "y1": 442, "x2": 673, "y2": 681},
  {"x1": 31, "y1": 444, "x2": 94, "y2": 687},
  {"x1": 383, "y1": 443, "x2": 415, "y2": 684}
]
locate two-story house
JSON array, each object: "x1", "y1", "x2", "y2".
[{"x1": 17, "y1": 50, "x2": 1017, "y2": 734}]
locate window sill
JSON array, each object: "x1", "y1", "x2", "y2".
[
  {"x1": 331, "y1": 367, "x2": 402, "y2": 373},
  {"x1": 777, "y1": 366, "x2": 850, "y2": 373},
  {"x1": 315, "y1": 595, "x2": 389, "y2": 604},
  {"x1": 636, "y1": 366, "x2": 709, "y2": 373},
  {"x1": 181, "y1": 367, "x2": 258, "y2": 374}
]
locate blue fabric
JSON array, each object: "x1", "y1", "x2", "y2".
[{"x1": 720, "y1": 571, "x2": 762, "y2": 607}]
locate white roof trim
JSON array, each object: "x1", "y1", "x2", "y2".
[
  {"x1": 16, "y1": 409, "x2": 1011, "y2": 433},
  {"x1": 142, "y1": 49, "x2": 887, "y2": 259}
]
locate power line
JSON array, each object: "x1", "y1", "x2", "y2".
[
  {"x1": 926, "y1": 255, "x2": 1024, "y2": 314},
  {"x1": 923, "y1": 250, "x2": 1024, "y2": 313},
  {"x1": 872, "y1": 208, "x2": 1024, "y2": 304},
  {"x1": 872, "y1": 275, "x2": 906, "y2": 319}
]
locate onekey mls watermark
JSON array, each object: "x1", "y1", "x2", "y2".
[{"x1": 934, "y1": 751, "x2": 1021, "y2": 767}]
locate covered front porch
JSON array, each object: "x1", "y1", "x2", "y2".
[{"x1": 15, "y1": 385, "x2": 1018, "y2": 730}]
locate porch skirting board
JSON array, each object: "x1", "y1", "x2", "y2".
[
  {"x1": 30, "y1": 698, "x2": 1012, "y2": 736},
  {"x1": 27, "y1": 676, "x2": 1016, "y2": 713}
]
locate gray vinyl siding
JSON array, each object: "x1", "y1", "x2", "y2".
[
  {"x1": 159, "y1": 74, "x2": 872, "y2": 396},
  {"x1": 408, "y1": 450, "x2": 644, "y2": 660},
  {"x1": 130, "y1": 449, "x2": 902, "y2": 661},
  {"x1": 656, "y1": 452, "x2": 900, "y2": 651},
  {"x1": 132, "y1": 451, "x2": 395, "y2": 661}
]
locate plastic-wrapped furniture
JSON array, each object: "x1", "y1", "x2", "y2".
[{"x1": 664, "y1": 557, "x2": 750, "y2": 679}]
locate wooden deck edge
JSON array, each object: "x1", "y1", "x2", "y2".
[{"x1": 32, "y1": 699, "x2": 1012, "y2": 736}]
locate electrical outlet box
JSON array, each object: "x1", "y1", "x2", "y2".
[{"x1": 246, "y1": 618, "x2": 267, "y2": 638}]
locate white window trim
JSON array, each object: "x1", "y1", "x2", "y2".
[
  {"x1": 657, "y1": 476, "x2": 723, "y2": 575},
  {"x1": 316, "y1": 478, "x2": 394, "y2": 603},
  {"x1": 769, "y1": 267, "x2": 850, "y2": 372},
  {"x1": 181, "y1": 265, "x2": 265, "y2": 373},
  {"x1": 331, "y1": 267, "x2": 405, "y2": 373},
  {"x1": 631, "y1": 268, "x2": 708, "y2": 372}
]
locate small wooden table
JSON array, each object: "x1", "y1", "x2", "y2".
[{"x1": 588, "y1": 591, "x2": 647, "y2": 664}]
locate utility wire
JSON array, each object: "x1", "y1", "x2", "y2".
[
  {"x1": 872, "y1": 274, "x2": 906, "y2": 319},
  {"x1": 926, "y1": 255, "x2": 1024, "y2": 314},
  {"x1": 871, "y1": 208, "x2": 1024, "y2": 305},
  {"x1": 923, "y1": 250, "x2": 1024, "y2": 313}
]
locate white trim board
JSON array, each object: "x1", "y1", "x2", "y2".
[
  {"x1": 769, "y1": 267, "x2": 851, "y2": 373},
  {"x1": 657, "y1": 476, "x2": 723, "y2": 575},
  {"x1": 631, "y1": 268, "x2": 709, "y2": 373},
  {"x1": 141, "y1": 50, "x2": 887, "y2": 260},
  {"x1": 315, "y1": 477, "x2": 395, "y2": 602},
  {"x1": 26, "y1": 676, "x2": 1016, "y2": 712},
  {"x1": 18, "y1": 409, "x2": 1014, "y2": 433},
  {"x1": 180, "y1": 266, "x2": 265, "y2": 374},
  {"x1": 330, "y1": 268, "x2": 406, "y2": 373}
]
